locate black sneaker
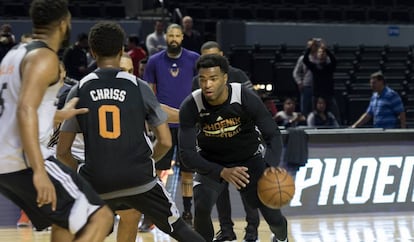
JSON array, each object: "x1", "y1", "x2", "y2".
[
  {"x1": 182, "y1": 211, "x2": 193, "y2": 226},
  {"x1": 213, "y1": 229, "x2": 237, "y2": 242},
  {"x1": 243, "y1": 226, "x2": 258, "y2": 242}
]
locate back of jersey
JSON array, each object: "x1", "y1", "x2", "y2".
[{"x1": 77, "y1": 68, "x2": 155, "y2": 193}]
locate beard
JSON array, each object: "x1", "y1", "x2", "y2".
[
  {"x1": 60, "y1": 26, "x2": 71, "y2": 49},
  {"x1": 167, "y1": 42, "x2": 182, "y2": 55}
]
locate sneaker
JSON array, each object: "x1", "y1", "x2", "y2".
[
  {"x1": 213, "y1": 229, "x2": 237, "y2": 242},
  {"x1": 243, "y1": 226, "x2": 258, "y2": 242},
  {"x1": 270, "y1": 234, "x2": 288, "y2": 242},
  {"x1": 181, "y1": 211, "x2": 193, "y2": 226},
  {"x1": 138, "y1": 219, "x2": 155, "y2": 233},
  {"x1": 17, "y1": 211, "x2": 31, "y2": 227},
  {"x1": 33, "y1": 226, "x2": 51, "y2": 232}
]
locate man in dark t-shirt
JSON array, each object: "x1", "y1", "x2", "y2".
[
  {"x1": 179, "y1": 54, "x2": 288, "y2": 242},
  {"x1": 191, "y1": 41, "x2": 259, "y2": 242}
]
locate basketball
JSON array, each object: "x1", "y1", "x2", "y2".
[{"x1": 257, "y1": 167, "x2": 295, "y2": 209}]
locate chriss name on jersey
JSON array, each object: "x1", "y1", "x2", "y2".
[{"x1": 90, "y1": 88, "x2": 126, "y2": 102}]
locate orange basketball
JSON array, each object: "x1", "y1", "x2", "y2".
[{"x1": 257, "y1": 167, "x2": 295, "y2": 209}]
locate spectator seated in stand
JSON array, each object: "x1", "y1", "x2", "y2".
[
  {"x1": 274, "y1": 97, "x2": 306, "y2": 127},
  {"x1": 307, "y1": 96, "x2": 339, "y2": 128}
]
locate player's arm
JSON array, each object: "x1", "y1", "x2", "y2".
[
  {"x1": 244, "y1": 88, "x2": 283, "y2": 167},
  {"x1": 17, "y1": 49, "x2": 58, "y2": 210},
  {"x1": 150, "y1": 122, "x2": 172, "y2": 161},
  {"x1": 178, "y1": 97, "x2": 224, "y2": 181},
  {"x1": 160, "y1": 104, "x2": 179, "y2": 123},
  {"x1": 54, "y1": 97, "x2": 88, "y2": 124},
  {"x1": 139, "y1": 79, "x2": 172, "y2": 160},
  {"x1": 56, "y1": 131, "x2": 78, "y2": 170},
  {"x1": 57, "y1": 85, "x2": 83, "y2": 170}
]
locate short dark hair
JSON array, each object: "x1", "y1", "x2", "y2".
[
  {"x1": 200, "y1": 41, "x2": 221, "y2": 52},
  {"x1": 139, "y1": 57, "x2": 148, "y2": 65},
  {"x1": 128, "y1": 35, "x2": 140, "y2": 45},
  {"x1": 29, "y1": 0, "x2": 69, "y2": 28},
  {"x1": 370, "y1": 71, "x2": 385, "y2": 83},
  {"x1": 196, "y1": 54, "x2": 229, "y2": 74},
  {"x1": 166, "y1": 23, "x2": 182, "y2": 33},
  {"x1": 89, "y1": 21, "x2": 125, "y2": 57},
  {"x1": 77, "y1": 33, "x2": 88, "y2": 42}
]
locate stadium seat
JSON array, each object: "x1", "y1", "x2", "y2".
[
  {"x1": 209, "y1": 6, "x2": 231, "y2": 20},
  {"x1": 273, "y1": 63, "x2": 298, "y2": 98},
  {"x1": 228, "y1": 45, "x2": 254, "y2": 76},
  {"x1": 345, "y1": 95, "x2": 372, "y2": 126},
  {"x1": 251, "y1": 53, "x2": 275, "y2": 84}
]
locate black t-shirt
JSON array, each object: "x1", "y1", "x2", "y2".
[
  {"x1": 62, "y1": 68, "x2": 167, "y2": 194},
  {"x1": 179, "y1": 83, "x2": 283, "y2": 181}
]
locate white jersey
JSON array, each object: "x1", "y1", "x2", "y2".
[{"x1": 0, "y1": 42, "x2": 61, "y2": 173}]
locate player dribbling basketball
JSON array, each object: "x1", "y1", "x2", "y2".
[{"x1": 178, "y1": 54, "x2": 289, "y2": 242}]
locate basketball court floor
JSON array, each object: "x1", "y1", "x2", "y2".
[
  {"x1": 1, "y1": 166, "x2": 414, "y2": 241},
  {"x1": 1, "y1": 211, "x2": 414, "y2": 241}
]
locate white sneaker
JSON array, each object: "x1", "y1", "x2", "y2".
[{"x1": 270, "y1": 234, "x2": 287, "y2": 242}]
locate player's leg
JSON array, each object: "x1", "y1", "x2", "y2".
[
  {"x1": 0, "y1": 164, "x2": 114, "y2": 242},
  {"x1": 72, "y1": 206, "x2": 114, "y2": 242},
  {"x1": 44, "y1": 158, "x2": 114, "y2": 242},
  {"x1": 125, "y1": 179, "x2": 206, "y2": 242},
  {"x1": 240, "y1": 156, "x2": 288, "y2": 242},
  {"x1": 116, "y1": 209, "x2": 141, "y2": 242},
  {"x1": 51, "y1": 224, "x2": 74, "y2": 242},
  {"x1": 259, "y1": 206, "x2": 288, "y2": 242},
  {"x1": 214, "y1": 182, "x2": 237, "y2": 241},
  {"x1": 193, "y1": 173, "x2": 227, "y2": 241},
  {"x1": 171, "y1": 128, "x2": 194, "y2": 225},
  {"x1": 145, "y1": 142, "x2": 175, "y2": 232},
  {"x1": 241, "y1": 194, "x2": 260, "y2": 242},
  {"x1": 180, "y1": 170, "x2": 193, "y2": 224}
]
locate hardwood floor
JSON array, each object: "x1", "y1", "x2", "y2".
[{"x1": 2, "y1": 211, "x2": 414, "y2": 241}]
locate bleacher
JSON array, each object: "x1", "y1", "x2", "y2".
[
  {"x1": 226, "y1": 43, "x2": 413, "y2": 126},
  {"x1": 1, "y1": 0, "x2": 411, "y2": 127},
  {"x1": 166, "y1": 0, "x2": 414, "y2": 23}
]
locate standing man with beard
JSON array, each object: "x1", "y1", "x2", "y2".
[
  {"x1": 144, "y1": 23, "x2": 200, "y2": 226},
  {"x1": 0, "y1": 0, "x2": 114, "y2": 241}
]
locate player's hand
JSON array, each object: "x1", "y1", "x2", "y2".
[
  {"x1": 265, "y1": 166, "x2": 286, "y2": 175},
  {"x1": 220, "y1": 166, "x2": 250, "y2": 190},
  {"x1": 54, "y1": 97, "x2": 89, "y2": 123},
  {"x1": 33, "y1": 171, "x2": 57, "y2": 211}
]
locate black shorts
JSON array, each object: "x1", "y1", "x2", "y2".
[
  {"x1": 105, "y1": 179, "x2": 180, "y2": 234},
  {"x1": 194, "y1": 154, "x2": 267, "y2": 208},
  {"x1": 156, "y1": 127, "x2": 192, "y2": 172},
  {"x1": 0, "y1": 157, "x2": 107, "y2": 233}
]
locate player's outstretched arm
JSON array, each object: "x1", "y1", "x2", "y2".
[
  {"x1": 54, "y1": 97, "x2": 88, "y2": 124},
  {"x1": 151, "y1": 122, "x2": 172, "y2": 162}
]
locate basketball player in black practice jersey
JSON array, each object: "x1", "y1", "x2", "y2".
[
  {"x1": 57, "y1": 21, "x2": 205, "y2": 242},
  {"x1": 179, "y1": 54, "x2": 289, "y2": 242}
]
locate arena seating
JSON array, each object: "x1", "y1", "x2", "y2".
[
  {"x1": 226, "y1": 43, "x2": 413, "y2": 126},
  {"x1": 1, "y1": 0, "x2": 411, "y2": 126},
  {"x1": 1, "y1": 0, "x2": 413, "y2": 24}
]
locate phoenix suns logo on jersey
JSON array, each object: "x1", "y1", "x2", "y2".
[
  {"x1": 169, "y1": 63, "x2": 179, "y2": 77},
  {"x1": 202, "y1": 116, "x2": 241, "y2": 138}
]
